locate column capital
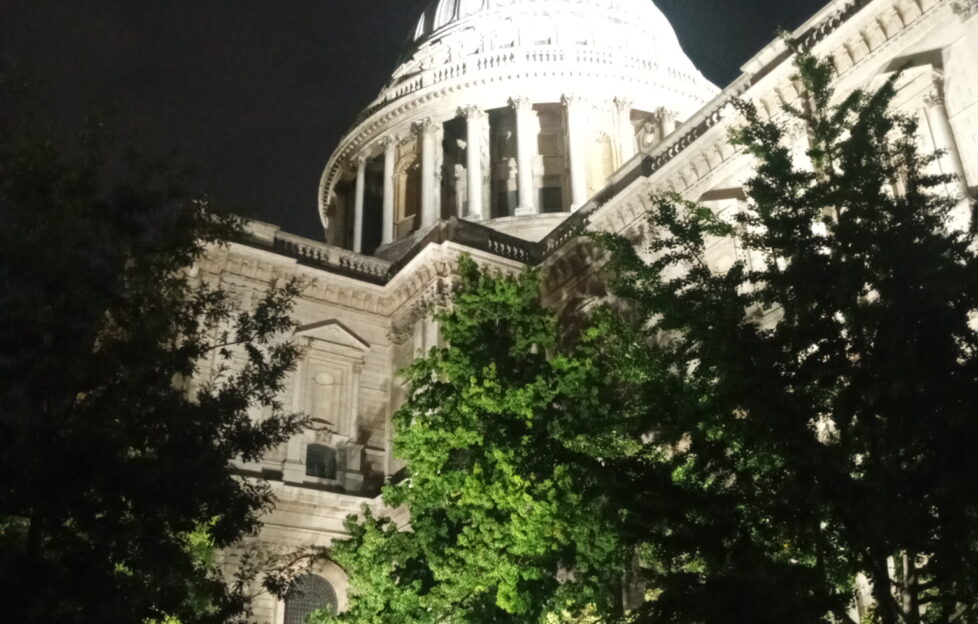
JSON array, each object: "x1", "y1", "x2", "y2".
[
  {"x1": 353, "y1": 154, "x2": 367, "y2": 168},
  {"x1": 924, "y1": 74, "x2": 946, "y2": 108},
  {"x1": 412, "y1": 117, "x2": 439, "y2": 137},
  {"x1": 459, "y1": 105, "x2": 486, "y2": 120},
  {"x1": 561, "y1": 94, "x2": 590, "y2": 110},
  {"x1": 653, "y1": 107, "x2": 679, "y2": 123},
  {"x1": 614, "y1": 97, "x2": 634, "y2": 112},
  {"x1": 379, "y1": 134, "x2": 399, "y2": 149},
  {"x1": 509, "y1": 96, "x2": 534, "y2": 112}
]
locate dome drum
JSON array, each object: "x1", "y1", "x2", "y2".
[{"x1": 319, "y1": 0, "x2": 718, "y2": 255}]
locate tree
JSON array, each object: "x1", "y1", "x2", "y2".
[
  {"x1": 597, "y1": 51, "x2": 978, "y2": 623},
  {"x1": 0, "y1": 80, "x2": 303, "y2": 623},
  {"x1": 313, "y1": 257, "x2": 634, "y2": 624}
]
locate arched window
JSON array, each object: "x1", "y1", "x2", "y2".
[{"x1": 285, "y1": 575, "x2": 337, "y2": 624}]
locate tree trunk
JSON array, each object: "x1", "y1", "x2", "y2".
[
  {"x1": 900, "y1": 552, "x2": 921, "y2": 624},
  {"x1": 870, "y1": 555, "x2": 900, "y2": 624}
]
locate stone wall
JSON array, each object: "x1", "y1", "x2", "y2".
[{"x1": 209, "y1": 2, "x2": 978, "y2": 621}]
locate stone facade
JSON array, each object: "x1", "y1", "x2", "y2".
[{"x1": 209, "y1": 1, "x2": 978, "y2": 620}]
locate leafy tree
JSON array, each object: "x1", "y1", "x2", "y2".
[
  {"x1": 312, "y1": 257, "x2": 634, "y2": 624},
  {"x1": 597, "y1": 51, "x2": 978, "y2": 624},
  {"x1": 0, "y1": 81, "x2": 303, "y2": 623}
]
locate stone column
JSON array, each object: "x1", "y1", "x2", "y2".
[
  {"x1": 924, "y1": 78, "x2": 972, "y2": 199},
  {"x1": 353, "y1": 155, "x2": 366, "y2": 254},
  {"x1": 461, "y1": 105, "x2": 487, "y2": 220},
  {"x1": 417, "y1": 118, "x2": 439, "y2": 227},
  {"x1": 381, "y1": 136, "x2": 397, "y2": 245},
  {"x1": 563, "y1": 95, "x2": 589, "y2": 211},
  {"x1": 615, "y1": 97, "x2": 637, "y2": 162},
  {"x1": 510, "y1": 97, "x2": 538, "y2": 215}
]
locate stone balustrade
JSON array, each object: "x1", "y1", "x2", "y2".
[
  {"x1": 272, "y1": 232, "x2": 394, "y2": 284},
  {"x1": 353, "y1": 46, "x2": 709, "y2": 126}
]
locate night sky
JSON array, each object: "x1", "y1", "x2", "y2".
[{"x1": 1, "y1": 0, "x2": 826, "y2": 239}]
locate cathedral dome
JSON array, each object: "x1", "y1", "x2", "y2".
[
  {"x1": 319, "y1": 0, "x2": 718, "y2": 254},
  {"x1": 409, "y1": 0, "x2": 693, "y2": 66}
]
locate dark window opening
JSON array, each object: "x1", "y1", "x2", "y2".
[
  {"x1": 539, "y1": 187, "x2": 563, "y2": 213},
  {"x1": 306, "y1": 444, "x2": 337, "y2": 480}
]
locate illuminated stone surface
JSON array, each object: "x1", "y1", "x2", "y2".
[
  {"x1": 319, "y1": 0, "x2": 718, "y2": 252},
  {"x1": 208, "y1": 2, "x2": 978, "y2": 621}
]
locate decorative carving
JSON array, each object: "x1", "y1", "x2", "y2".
[
  {"x1": 652, "y1": 107, "x2": 678, "y2": 125},
  {"x1": 924, "y1": 75, "x2": 946, "y2": 108},
  {"x1": 509, "y1": 96, "x2": 533, "y2": 112},
  {"x1": 637, "y1": 119, "x2": 658, "y2": 148},
  {"x1": 387, "y1": 277, "x2": 452, "y2": 345},
  {"x1": 613, "y1": 97, "x2": 634, "y2": 113},
  {"x1": 412, "y1": 117, "x2": 438, "y2": 137},
  {"x1": 561, "y1": 94, "x2": 587, "y2": 110},
  {"x1": 459, "y1": 105, "x2": 486, "y2": 120}
]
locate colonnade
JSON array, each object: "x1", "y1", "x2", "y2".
[{"x1": 347, "y1": 96, "x2": 642, "y2": 254}]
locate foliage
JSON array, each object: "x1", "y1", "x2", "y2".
[
  {"x1": 0, "y1": 92, "x2": 303, "y2": 623},
  {"x1": 311, "y1": 257, "x2": 634, "y2": 624},
  {"x1": 596, "y1": 51, "x2": 978, "y2": 624}
]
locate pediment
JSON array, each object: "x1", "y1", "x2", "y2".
[{"x1": 295, "y1": 320, "x2": 369, "y2": 352}]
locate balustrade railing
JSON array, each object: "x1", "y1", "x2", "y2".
[
  {"x1": 355, "y1": 46, "x2": 701, "y2": 123},
  {"x1": 272, "y1": 232, "x2": 393, "y2": 284}
]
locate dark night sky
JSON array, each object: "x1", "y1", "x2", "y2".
[{"x1": 1, "y1": 0, "x2": 826, "y2": 239}]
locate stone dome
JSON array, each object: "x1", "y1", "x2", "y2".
[
  {"x1": 409, "y1": 0, "x2": 694, "y2": 65},
  {"x1": 319, "y1": 0, "x2": 718, "y2": 255}
]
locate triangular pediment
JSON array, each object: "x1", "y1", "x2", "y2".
[{"x1": 295, "y1": 320, "x2": 369, "y2": 352}]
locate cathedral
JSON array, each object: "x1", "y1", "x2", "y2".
[{"x1": 200, "y1": 1, "x2": 978, "y2": 621}]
